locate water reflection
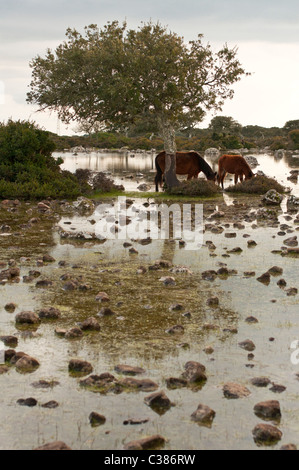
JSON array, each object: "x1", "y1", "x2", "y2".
[{"x1": 57, "y1": 150, "x2": 299, "y2": 195}]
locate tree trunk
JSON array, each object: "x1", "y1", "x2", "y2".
[{"x1": 158, "y1": 117, "x2": 180, "y2": 189}]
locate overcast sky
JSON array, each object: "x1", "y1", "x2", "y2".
[{"x1": 0, "y1": 0, "x2": 298, "y2": 134}]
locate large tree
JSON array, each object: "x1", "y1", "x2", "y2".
[{"x1": 27, "y1": 21, "x2": 248, "y2": 188}]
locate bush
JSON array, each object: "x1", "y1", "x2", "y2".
[
  {"x1": 0, "y1": 119, "x2": 87, "y2": 200},
  {"x1": 92, "y1": 172, "x2": 124, "y2": 192},
  {"x1": 226, "y1": 175, "x2": 285, "y2": 195},
  {"x1": 167, "y1": 179, "x2": 220, "y2": 198}
]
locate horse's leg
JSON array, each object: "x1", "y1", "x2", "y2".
[
  {"x1": 221, "y1": 171, "x2": 227, "y2": 190},
  {"x1": 234, "y1": 173, "x2": 238, "y2": 185},
  {"x1": 239, "y1": 173, "x2": 244, "y2": 183}
]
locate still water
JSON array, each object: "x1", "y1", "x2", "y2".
[
  {"x1": 57, "y1": 149, "x2": 299, "y2": 195},
  {"x1": 0, "y1": 150, "x2": 298, "y2": 450}
]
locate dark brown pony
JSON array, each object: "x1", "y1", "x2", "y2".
[
  {"x1": 217, "y1": 154, "x2": 254, "y2": 189},
  {"x1": 155, "y1": 151, "x2": 217, "y2": 192}
]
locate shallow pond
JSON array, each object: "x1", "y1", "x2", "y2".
[{"x1": 0, "y1": 151, "x2": 298, "y2": 450}]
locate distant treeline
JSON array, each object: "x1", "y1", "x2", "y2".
[{"x1": 51, "y1": 117, "x2": 299, "y2": 152}]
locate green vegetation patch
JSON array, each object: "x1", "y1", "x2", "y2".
[{"x1": 226, "y1": 175, "x2": 286, "y2": 195}]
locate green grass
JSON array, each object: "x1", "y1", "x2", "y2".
[{"x1": 91, "y1": 190, "x2": 222, "y2": 202}]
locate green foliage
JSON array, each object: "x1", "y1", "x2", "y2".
[
  {"x1": 288, "y1": 129, "x2": 299, "y2": 149},
  {"x1": 27, "y1": 21, "x2": 247, "y2": 140},
  {"x1": 0, "y1": 120, "x2": 88, "y2": 200},
  {"x1": 226, "y1": 175, "x2": 285, "y2": 194},
  {"x1": 168, "y1": 179, "x2": 221, "y2": 198}
]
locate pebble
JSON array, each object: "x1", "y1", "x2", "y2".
[
  {"x1": 223, "y1": 383, "x2": 251, "y2": 399},
  {"x1": 252, "y1": 424, "x2": 282, "y2": 445},
  {"x1": 254, "y1": 400, "x2": 281, "y2": 420},
  {"x1": 191, "y1": 404, "x2": 216, "y2": 426}
]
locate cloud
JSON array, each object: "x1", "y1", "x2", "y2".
[{"x1": 1, "y1": 0, "x2": 299, "y2": 43}]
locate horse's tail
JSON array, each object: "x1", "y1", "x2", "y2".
[{"x1": 155, "y1": 155, "x2": 163, "y2": 192}]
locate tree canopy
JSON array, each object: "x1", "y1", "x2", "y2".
[{"x1": 27, "y1": 20, "x2": 249, "y2": 187}]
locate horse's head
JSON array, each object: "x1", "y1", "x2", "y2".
[
  {"x1": 245, "y1": 170, "x2": 255, "y2": 180},
  {"x1": 208, "y1": 171, "x2": 217, "y2": 182}
]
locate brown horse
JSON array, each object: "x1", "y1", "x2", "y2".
[
  {"x1": 155, "y1": 151, "x2": 217, "y2": 192},
  {"x1": 217, "y1": 154, "x2": 254, "y2": 189}
]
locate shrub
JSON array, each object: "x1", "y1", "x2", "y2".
[
  {"x1": 0, "y1": 119, "x2": 87, "y2": 200},
  {"x1": 226, "y1": 175, "x2": 285, "y2": 195},
  {"x1": 167, "y1": 179, "x2": 220, "y2": 198},
  {"x1": 92, "y1": 172, "x2": 124, "y2": 193}
]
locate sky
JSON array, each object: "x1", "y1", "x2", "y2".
[{"x1": 0, "y1": 0, "x2": 299, "y2": 135}]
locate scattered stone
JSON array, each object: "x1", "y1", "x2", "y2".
[
  {"x1": 144, "y1": 391, "x2": 173, "y2": 413},
  {"x1": 280, "y1": 444, "x2": 297, "y2": 450},
  {"x1": 0, "y1": 335, "x2": 18, "y2": 347},
  {"x1": 238, "y1": 339, "x2": 256, "y2": 352},
  {"x1": 169, "y1": 303, "x2": 184, "y2": 312},
  {"x1": 203, "y1": 346, "x2": 214, "y2": 355},
  {"x1": 159, "y1": 276, "x2": 176, "y2": 286},
  {"x1": 257, "y1": 272, "x2": 271, "y2": 285},
  {"x1": 268, "y1": 266, "x2": 283, "y2": 276},
  {"x1": 97, "y1": 307, "x2": 116, "y2": 317},
  {"x1": 251, "y1": 377, "x2": 271, "y2": 388},
  {"x1": 123, "y1": 418, "x2": 150, "y2": 425},
  {"x1": 89, "y1": 412, "x2": 106, "y2": 426},
  {"x1": 165, "y1": 325, "x2": 184, "y2": 335},
  {"x1": 38, "y1": 307, "x2": 61, "y2": 320},
  {"x1": 262, "y1": 190, "x2": 283, "y2": 206},
  {"x1": 31, "y1": 380, "x2": 60, "y2": 389},
  {"x1": 246, "y1": 316, "x2": 259, "y2": 324},
  {"x1": 207, "y1": 297, "x2": 219, "y2": 307},
  {"x1": 36, "y1": 279, "x2": 53, "y2": 288},
  {"x1": 15, "y1": 311, "x2": 40, "y2": 325},
  {"x1": 4, "y1": 303, "x2": 17, "y2": 313},
  {"x1": 119, "y1": 377, "x2": 159, "y2": 392},
  {"x1": 191, "y1": 404, "x2": 216, "y2": 426},
  {"x1": 182, "y1": 361, "x2": 207, "y2": 384},
  {"x1": 0, "y1": 366, "x2": 9, "y2": 374},
  {"x1": 284, "y1": 236, "x2": 298, "y2": 247},
  {"x1": 17, "y1": 398, "x2": 37, "y2": 407},
  {"x1": 65, "y1": 327, "x2": 84, "y2": 339},
  {"x1": 42, "y1": 254, "x2": 56, "y2": 263},
  {"x1": 34, "y1": 441, "x2": 72, "y2": 451},
  {"x1": 78, "y1": 317, "x2": 101, "y2": 331},
  {"x1": 277, "y1": 279, "x2": 287, "y2": 288},
  {"x1": 68, "y1": 359, "x2": 93, "y2": 375},
  {"x1": 95, "y1": 292, "x2": 110, "y2": 302},
  {"x1": 41, "y1": 401, "x2": 59, "y2": 409},
  {"x1": 201, "y1": 270, "x2": 217, "y2": 281},
  {"x1": 15, "y1": 355, "x2": 40, "y2": 373},
  {"x1": 124, "y1": 435, "x2": 166, "y2": 450},
  {"x1": 247, "y1": 240, "x2": 257, "y2": 247},
  {"x1": 254, "y1": 400, "x2": 281, "y2": 420},
  {"x1": 223, "y1": 383, "x2": 251, "y2": 399},
  {"x1": 286, "y1": 288, "x2": 298, "y2": 296},
  {"x1": 252, "y1": 424, "x2": 282, "y2": 445},
  {"x1": 114, "y1": 364, "x2": 145, "y2": 376},
  {"x1": 270, "y1": 384, "x2": 286, "y2": 394},
  {"x1": 225, "y1": 232, "x2": 237, "y2": 238},
  {"x1": 165, "y1": 377, "x2": 188, "y2": 389}
]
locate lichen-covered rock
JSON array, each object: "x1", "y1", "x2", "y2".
[
  {"x1": 252, "y1": 424, "x2": 282, "y2": 445},
  {"x1": 191, "y1": 404, "x2": 216, "y2": 426},
  {"x1": 223, "y1": 382, "x2": 251, "y2": 399},
  {"x1": 68, "y1": 359, "x2": 93, "y2": 375},
  {"x1": 124, "y1": 435, "x2": 166, "y2": 450},
  {"x1": 262, "y1": 190, "x2": 283, "y2": 206}
]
